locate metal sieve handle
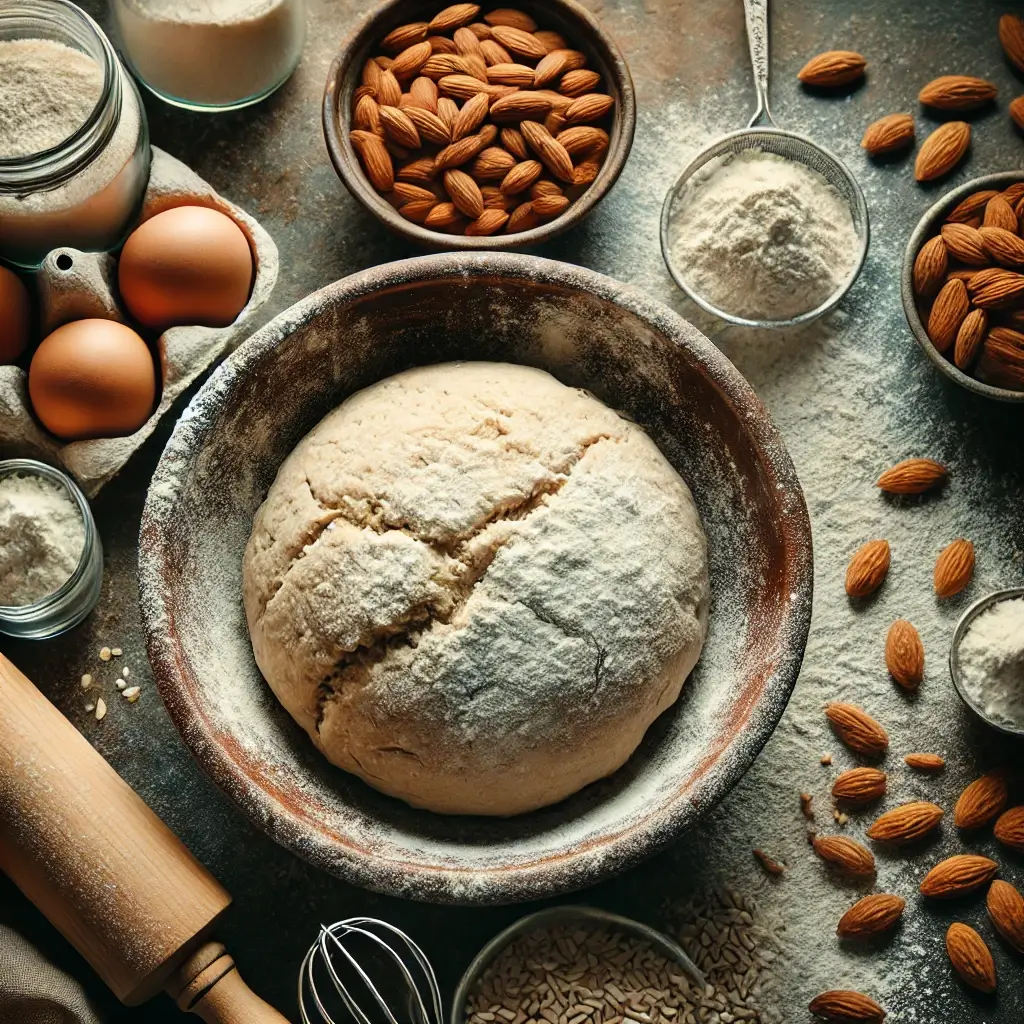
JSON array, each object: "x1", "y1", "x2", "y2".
[{"x1": 744, "y1": 0, "x2": 776, "y2": 127}]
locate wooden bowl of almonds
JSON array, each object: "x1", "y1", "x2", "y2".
[
  {"x1": 902, "y1": 171, "x2": 1024, "y2": 402},
  {"x1": 322, "y1": 0, "x2": 635, "y2": 247}
]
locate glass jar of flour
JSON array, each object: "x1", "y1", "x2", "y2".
[
  {"x1": 112, "y1": 0, "x2": 306, "y2": 111},
  {"x1": 0, "y1": 0, "x2": 151, "y2": 269}
]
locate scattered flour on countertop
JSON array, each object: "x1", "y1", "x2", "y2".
[
  {"x1": 0, "y1": 472, "x2": 84, "y2": 606},
  {"x1": 957, "y1": 597, "x2": 1024, "y2": 730},
  {"x1": 668, "y1": 150, "x2": 859, "y2": 320},
  {"x1": 0, "y1": 39, "x2": 103, "y2": 159}
]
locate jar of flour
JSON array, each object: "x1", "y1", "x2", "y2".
[
  {"x1": 112, "y1": 0, "x2": 306, "y2": 111},
  {"x1": 0, "y1": 0, "x2": 151, "y2": 269}
]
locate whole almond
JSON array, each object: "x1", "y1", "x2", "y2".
[
  {"x1": 398, "y1": 198, "x2": 438, "y2": 224},
  {"x1": 809, "y1": 991, "x2": 885, "y2": 1023},
  {"x1": 861, "y1": 113, "x2": 915, "y2": 156},
  {"x1": 534, "y1": 30, "x2": 568, "y2": 54},
  {"x1": 876, "y1": 457, "x2": 947, "y2": 494},
  {"x1": 977, "y1": 326, "x2": 1024, "y2": 389},
  {"x1": 500, "y1": 127, "x2": 528, "y2": 159},
  {"x1": 912, "y1": 236, "x2": 948, "y2": 299},
  {"x1": 470, "y1": 146, "x2": 517, "y2": 181},
  {"x1": 480, "y1": 39, "x2": 512, "y2": 65},
  {"x1": 987, "y1": 879, "x2": 1024, "y2": 953},
  {"x1": 378, "y1": 104, "x2": 421, "y2": 149},
  {"x1": 940, "y1": 223, "x2": 988, "y2": 266},
  {"x1": 490, "y1": 24, "x2": 548, "y2": 61},
  {"x1": 443, "y1": 169, "x2": 484, "y2": 218},
  {"x1": 884, "y1": 619, "x2": 924, "y2": 689},
  {"x1": 409, "y1": 75, "x2": 439, "y2": 112},
  {"x1": 867, "y1": 801, "x2": 944, "y2": 843},
  {"x1": 393, "y1": 182, "x2": 435, "y2": 204},
  {"x1": 376, "y1": 68, "x2": 402, "y2": 107},
  {"x1": 954, "y1": 771, "x2": 1008, "y2": 829},
  {"x1": 999, "y1": 13, "x2": 1024, "y2": 73},
  {"x1": 423, "y1": 201, "x2": 463, "y2": 231},
  {"x1": 533, "y1": 88, "x2": 573, "y2": 112},
  {"x1": 904, "y1": 752, "x2": 945, "y2": 772},
  {"x1": 468, "y1": 22, "x2": 492, "y2": 39},
  {"x1": 927, "y1": 277, "x2": 970, "y2": 353},
  {"x1": 465, "y1": 209, "x2": 510, "y2": 235},
  {"x1": 844, "y1": 539, "x2": 890, "y2": 598},
  {"x1": 428, "y1": 4, "x2": 481, "y2": 34},
  {"x1": 832, "y1": 767, "x2": 887, "y2": 806},
  {"x1": 422, "y1": 53, "x2": 476, "y2": 79},
  {"x1": 390, "y1": 40, "x2": 433, "y2": 80},
  {"x1": 434, "y1": 125, "x2": 496, "y2": 170},
  {"x1": 1003, "y1": 181, "x2": 1024, "y2": 204},
  {"x1": 350, "y1": 130, "x2": 394, "y2": 191},
  {"x1": 533, "y1": 48, "x2": 586, "y2": 88},
  {"x1": 499, "y1": 159, "x2": 543, "y2": 194},
  {"x1": 947, "y1": 189, "x2": 1000, "y2": 223},
  {"x1": 485, "y1": 62, "x2": 535, "y2": 86},
  {"x1": 381, "y1": 22, "x2": 429, "y2": 54},
  {"x1": 353, "y1": 93, "x2": 383, "y2": 134},
  {"x1": 451, "y1": 90, "x2": 490, "y2": 140},
  {"x1": 556, "y1": 125, "x2": 610, "y2": 156},
  {"x1": 397, "y1": 156, "x2": 437, "y2": 183},
  {"x1": 797, "y1": 51, "x2": 867, "y2": 88},
  {"x1": 453, "y1": 26, "x2": 484, "y2": 58},
  {"x1": 919, "y1": 75, "x2": 997, "y2": 111},
  {"x1": 531, "y1": 193, "x2": 570, "y2": 218},
  {"x1": 531, "y1": 180, "x2": 563, "y2": 200},
  {"x1": 812, "y1": 834, "x2": 876, "y2": 876},
  {"x1": 934, "y1": 538, "x2": 974, "y2": 598},
  {"x1": 1011, "y1": 96, "x2": 1024, "y2": 132},
  {"x1": 994, "y1": 805, "x2": 1024, "y2": 852},
  {"x1": 954, "y1": 308, "x2": 988, "y2": 371},
  {"x1": 362, "y1": 57, "x2": 384, "y2": 93},
  {"x1": 489, "y1": 92, "x2": 555, "y2": 121},
  {"x1": 983, "y1": 194, "x2": 1018, "y2": 232},
  {"x1": 428, "y1": 35, "x2": 459, "y2": 55},
  {"x1": 920, "y1": 854, "x2": 998, "y2": 898},
  {"x1": 825, "y1": 702, "x2": 889, "y2": 757},
  {"x1": 506, "y1": 199, "x2": 540, "y2": 233},
  {"x1": 438, "y1": 74, "x2": 505, "y2": 100},
  {"x1": 837, "y1": 894, "x2": 906, "y2": 940},
  {"x1": 946, "y1": 923, "x2": 996, "y2": 993},
  {"x1": 479, "y1": 185, "x2": 510, "y2": 210},
  {"x1": 404, "y1": 105, "x2": 451, "y2": 145},
  {"x1": 980, "y1": 225, "x2": 1024, "y2": 267},
  {"x1": 436, "y1": 96, "x2": 459, "y2": 131},
  {"x1": 483, "y1": 8, "x2": 537, "y2": 32},
  {"x1": 520, "y1": 120, "x2": 575, "y2": 182},
  {"x1": 969, "y1": 267, "x2": 1024, "y2": 308},
  {"x1": 915, "y1": 121, "x2": 971, "y2": 182},
  {"x1": 560, "y1": 69, "x2": 601, "y2": 97},
  {"x1": 565, "y1": 93, "x2": 616, "y2": 124}
]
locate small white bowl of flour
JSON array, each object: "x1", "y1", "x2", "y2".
[
  {"x1": 951, "y1": 588, "x2": 1024, "y2": 736},
  {"x1": 661, "y1": 137, "x2": 868, "y2": 328}
]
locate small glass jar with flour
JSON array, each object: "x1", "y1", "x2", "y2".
[
  {"x1": 0, "y1": 460, "x2": 103, "y2": 639},
  {"x1": 112, "y1": 0, "x2": 306, "y2": 111},
  {"x1": 0, "y1": 0, "x2": 151, "y2": 269}
]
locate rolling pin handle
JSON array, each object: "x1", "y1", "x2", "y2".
[{"x1": 168, "y1": 940, "x2": 293, "y2": 1024}]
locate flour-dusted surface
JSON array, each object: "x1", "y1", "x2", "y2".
[
  {"x1": 243, "y1": 363, "x2": 710, "y2": 816},
  {"x1": 0, "y1": 39, "x2": 103, "y2": 159},
  {"x1": 957, "y1": 597, "x2": 1024, "y2": 732},
  {"x1": 667, "y1": 150, "x2": 859, "y2": 320},
  {"x1": 10, "y1": 2, "x2": 1023, "y2": 1022}
]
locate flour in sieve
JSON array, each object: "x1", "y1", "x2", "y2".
[{"x1": 667, "y1": 150, "x2": 859, "y2": 320}]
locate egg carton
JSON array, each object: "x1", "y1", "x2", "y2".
[{"x1": 0, "y1": 147, "x2": 279, "y2": 497}]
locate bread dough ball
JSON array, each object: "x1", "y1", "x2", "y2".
[{"x1": 242, "y1": 363, "x2": 710, "y2": 816}]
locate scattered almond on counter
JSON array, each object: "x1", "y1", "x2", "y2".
[
  {"x1": 999, "y1": 13, "x2": 1024, "y2": 73},
  {"x1": 885, "y1": 619, "x2": 924, "y2": 689},
  {"x1": 920, "y1": 854, "x2": 998, "y2": 898},
  {"x1": 993, "y1": 805, "x2": 1024, "y2": 852},
  {"x1": 825, "y1": 703, "x2": 889, "y2": 757},
  {"x1": 987, "y1": 879, "x2": 1024, "y2": 953},
  {"x1": 915, "y1": 121, "x2": 970, "y2": 182},
  {"x1": 837, "y1": 894, "x2": 905, "y2": 940},
  {"x1": 808, "y1": 990, "x2": 885, "y2": 1024},
  {"x1": 832, "y1": 767, "x2": 887, "y2": 806},
  {"x1": 945, "y1": 922, "x2": 997, "y2": 993},
  {"x1": 861, "y1": 113, "x2": 914, "y2": 157},
  {"x1": 875, "y1": 457, "x2": 947, "y2": 494},
  {"x1": 797, "y1": 50, "x2": 867, "y2": 88},
  {"x1": 954, "y1": 770, "x2": 1009, "y2": 829},
  {"x1": 904, "y1": 752, "x2": 945, "y2": 772},
  {"x1": 845, "y1": 540, "x2": 890, "y2": 598},
  {"x1": 918, "y1": 75, "x2": 996, "y2": 112},
  {"x1": 934, "y1": 538, "x2": 975, "y2": 598},
  {"x1": 811, "y1": 834, "x2": 876, "y2": 876},
  {"x1": 866, "y1": 801, "x2": 944, "y2": 844}
]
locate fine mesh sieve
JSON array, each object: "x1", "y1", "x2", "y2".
[{"x1": 660, "y1": 0, "x2": 869, "y2": 329}]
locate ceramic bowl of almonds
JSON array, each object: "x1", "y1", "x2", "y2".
[
  {"x1": 322, "y1": 0, "x2": 635, "y2": 247},
  {"x1": 903, "y1": 171, "x2": 1024, "y2": 403}
]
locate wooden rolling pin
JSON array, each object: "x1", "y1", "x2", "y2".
[{"x1": 0, "y1": 651, "x2": 292, "y2": 1023}]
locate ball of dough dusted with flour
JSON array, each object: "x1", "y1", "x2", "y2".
[{"x1": 242, "y1": 363, "x2": 710, "y2": 816}]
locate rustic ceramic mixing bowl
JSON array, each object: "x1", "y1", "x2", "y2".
[
  {"x1": 140, "y1": 253, "x2": 812, "y2": 904},
  {"x1": 902, "y1": 171, "x2": 1024, "y2": 404},
  {"x1": 322, "y1": 0, "x2": 635, "y2": 250}
]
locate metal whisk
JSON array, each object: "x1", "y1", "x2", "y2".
[{"x1": 299, "y1": 918, "x2": 443, "y2": 1024}]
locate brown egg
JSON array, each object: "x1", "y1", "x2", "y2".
[
  {"x1": 0, "y1": 265, "x2": 31, "y2": 364},
  {"x1": 118, "y1": 205, "x2": 253, "y2": 332},
  {"x1": 29, "y1": 319, "x2": 157, "y2": 441}
]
